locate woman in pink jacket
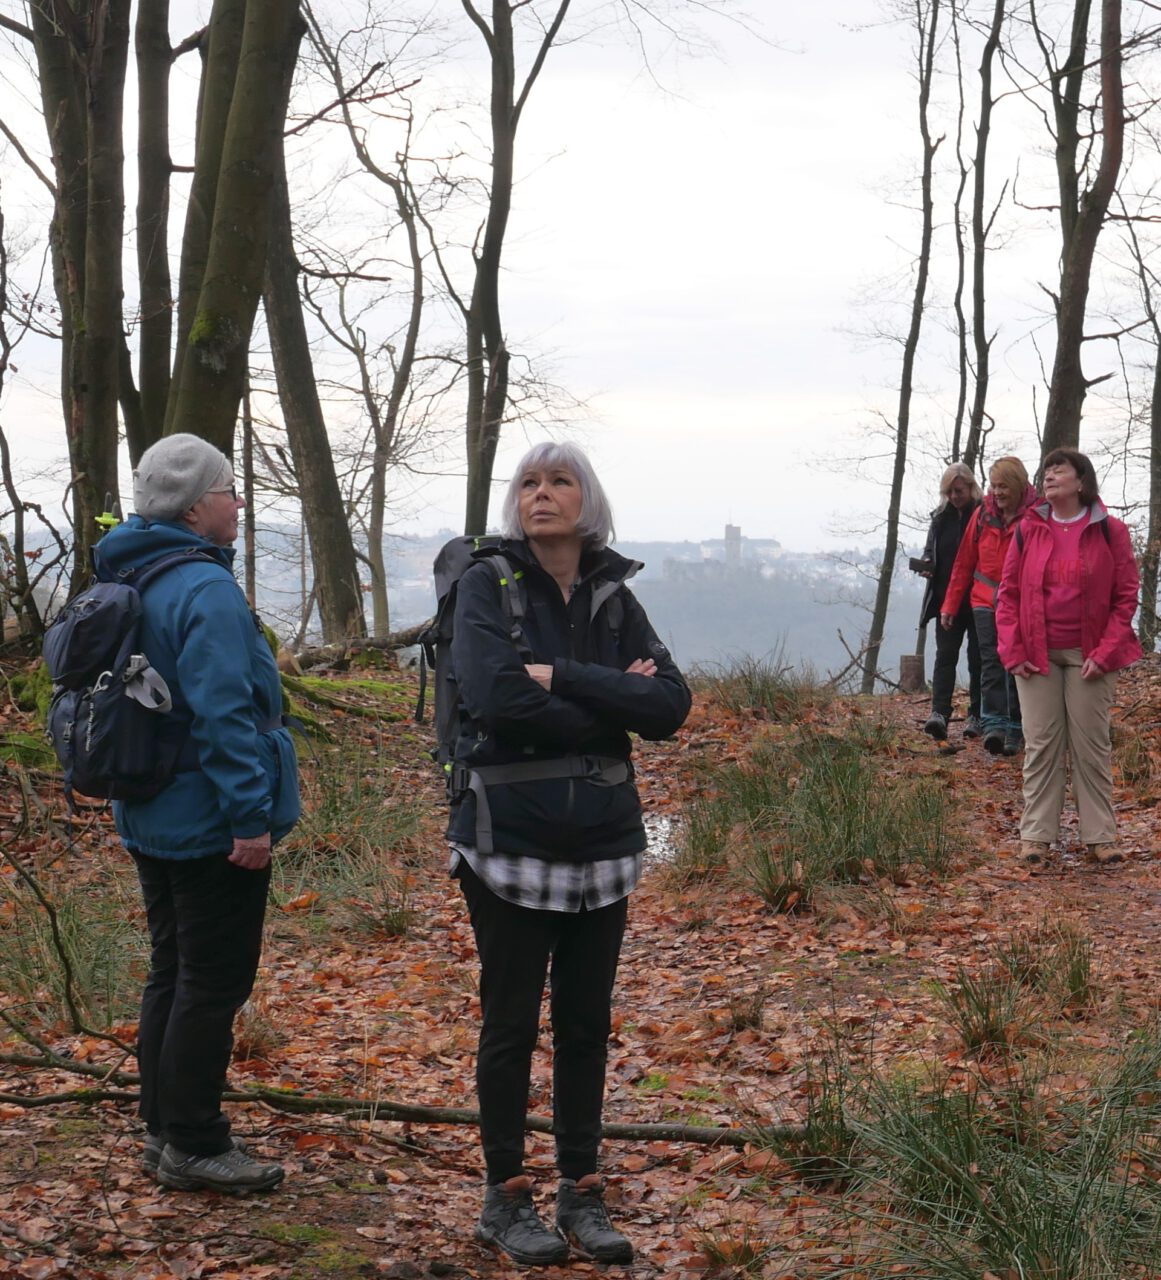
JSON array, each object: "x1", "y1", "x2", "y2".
[{"x1": 996, "y1": 448, "x2": 1141, "y2": 866}]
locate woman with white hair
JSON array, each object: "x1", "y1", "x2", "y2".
[
  {"x1": 917, "y1": 462, "x2": 983, "y2": 741},
  {"x1": 447, "y1": 441, "x2": 691, "y2": 1266}
]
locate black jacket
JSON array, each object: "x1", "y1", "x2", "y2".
[
  {"x1": 920, "y1": 500, "x2": 980, "y2": 626},
  {"x1": 446, "y1": 540, "x2": 691, "y2": 861}
]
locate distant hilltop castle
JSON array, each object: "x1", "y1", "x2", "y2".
[{"x1": 661, "y1": 524, "x2": 782, "y2": 582}]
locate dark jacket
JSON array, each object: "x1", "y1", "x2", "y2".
[
  {"x1": 92, "y1": 516, "x2": 300, "y2": 859},
  {"x1": 919, "y1": 499, "x2": 980, "y2": 626},
  {"x1": 447, "y1": 540, "x2": 691, "y2": 861}
]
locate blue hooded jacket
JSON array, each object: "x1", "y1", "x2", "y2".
[{"x1": 92, "y1": 516, "x2": 300, "y2": 859}]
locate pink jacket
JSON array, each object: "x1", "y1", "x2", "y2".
[
  {"x1": 996, "y1": 500, "x2": 1142, "y2": 675},
  {"x1": 942, "y1": 484, "x2": 1039, "y2": 615}
]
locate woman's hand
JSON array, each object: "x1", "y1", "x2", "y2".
[
  {"x1": 626, "y1": 658, "x2": 657, "y2": 678},
  {"x1": 1080, "y1": 657, "x2": 1105, "y2": 680},
  {"x1": 524, "y1": 663, "x2": 554, "y2": 690},
  {"x1": 229, "y1": 833, "x2": 272, "y2": 870},
  {"x1": 1011, "y1": 661, "x2": 1040, "y2": 679},
  {"x1": 939, "y1": 612, "x2": 954, "y2": 631}
]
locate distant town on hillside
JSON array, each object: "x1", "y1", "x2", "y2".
[{"x1": 253, "y1": 523, "x2": 932, "y2": 683}]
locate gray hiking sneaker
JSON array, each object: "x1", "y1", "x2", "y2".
[
  {"x1": 557, "y1": 1175, "x2": 634, "y2": 1264},
  {"x1": 476, "y1": 1175, "x2": 569, "y2": 1266},
  {"x1": 143, "y1": 1132, "x2": 247, "y2": 1177},
  {"x1": 963, "y1": 714, "x2": 983, "y2": 739},
  {"x1": 157, "y1": 1142, "x2": 283, "y2": 1194},
  {"x1": 922, "y1": 712, "x2": 948, "y2": 741}
]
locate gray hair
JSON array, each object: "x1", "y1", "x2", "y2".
[
  {"x1": 500, "y1": 441, "x2": 616, "y2": 548},
  {"x1": 936, "y1": 461, "x2": 982, "y2": 512}
]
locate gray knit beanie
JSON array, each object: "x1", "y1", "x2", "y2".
[{"x1": 133, "y1": 434, "x2": 233, "y2": 522}]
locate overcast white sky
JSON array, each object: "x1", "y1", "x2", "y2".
[{"x1": 3, "y1": 0, "x2": 1150, "y2": 552}]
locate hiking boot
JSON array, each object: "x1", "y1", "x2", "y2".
[
  {"x1": 157, "y1": 1143, "x2": 284, "y2": 1194},
  {"x1": 1002, "y1": 731, "x2": 1024, "y2": 757},
  {"x1": 476, "y1": 1176, "x2": 568, "y2": 1267},
  {"x1": 923, "y1": 712, "x2": 948, "y2": 742},
  {"x1": 1085, "y1": 843, "x2": 1124, "y2": 866},
  {"x1": 983, "y1": 730, "x2": 1006, "y2": 755},
  {"x1": 963, "y1": 714, "x2": 983, "y2": 739},
  {"x1": 1021, "y1": 840, "x2": 1052, "y2": 866},
  {"x1": 143, "y1": 1132, "x2": 247, "y2": 1177},
  {"x1": 557, "y1": 1175, "x2": 634, "y2": 1264}
]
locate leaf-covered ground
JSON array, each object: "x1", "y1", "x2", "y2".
[{"x1": 3, "y1": 655, "x2": 1161, "y2": 1279}]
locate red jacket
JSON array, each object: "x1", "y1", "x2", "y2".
[
  {"x1": 942, "y1": 484, "x2": 1038, "y2": 615},
  {"x1": 995, "y1": 500, "x2": 1142, "y2": 675}
]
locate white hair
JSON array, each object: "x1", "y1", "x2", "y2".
[
  {"x1": 936, "y1": 461, "x2": 982, "y2": 512},
  {"x1": 500, "y1": 441, "x2": 616, "y2": 548}
]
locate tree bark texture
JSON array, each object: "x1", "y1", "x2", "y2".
[
  {"x1": 132, "y1": 0, "x2": 176, "y2": 460},
  {"x1": 30, "y1": 0, "x2": 129, "y2": 583},
  {"x1": 264, "y1": 109, "x2": 367, "y2": 644},
  {"x1": 1040, "y1": 0, "x2": 1123, "y2": 459},
  {"x1": 167, "y1": 0, "x2": 304, "y2": 448},
  {"x1": 862, "y1": 0, "x2": 941, "y2": 695}
]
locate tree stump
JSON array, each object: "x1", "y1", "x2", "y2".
[{"x1": 899, "y1": 654, "x2": 926, "y2": 693}]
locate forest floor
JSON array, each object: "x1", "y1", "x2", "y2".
[{"x1": 3, "y1": 653, "x2": 1161, "y2": 1280}]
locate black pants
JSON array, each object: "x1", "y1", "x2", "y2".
[
  {"x1": 931, "y1": 607, "x2": 981, "y2": 720},
  {"x1": 457, "y1": 860, "x2": 628, "y2": 1184},
  {"x1": 972, "y1": 606, "x2": 1022, "y2": 737},
  {"x1": 132, "y1": 850, "x2": 270, "y2": 1155}
]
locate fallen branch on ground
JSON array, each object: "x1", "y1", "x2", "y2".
[{"x1": 0, "y1": 1076, "x2": 796, "y2": 1147}]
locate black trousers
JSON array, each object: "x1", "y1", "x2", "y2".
[
  {"x1": 132, "y1": 850, "x2": 270, "y2": 1155},
  {"x1": 931, "y1": 607, "x2": 981, "y2": 720},
  {"x1": 457, "y1": 860, "x2": 628, "y2": 1184},
  {"x1": 972, "y1": 606, "x2": 1022, "y2": 737}
]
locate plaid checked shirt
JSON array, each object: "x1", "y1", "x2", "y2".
[{"x1": 449, "y1": 844, "x2": 642, "y2": 912}]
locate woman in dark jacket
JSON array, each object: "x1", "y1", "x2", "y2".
[
  {"x1": 918, "y1": 462, "x2": 983, "y2": 741},
  {"x1": 448, "y1": 442, "x2": 691, "y2": 1267}
]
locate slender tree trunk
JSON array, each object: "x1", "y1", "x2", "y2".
[
  {"x1": 461, "y1": 0, "x2": 571, "y2": 534},
  {"x1": 1141, "y1": 353, "x2": 1161, "y2": 652},
  {"x1": 1039, "y1": 0, "x2": 1123, "y2": 458},
  {"x1": 133, "y1": 0, "x2": 176, "y2": 459},
  {"x1": 263, "y1": 129, "x2": 367, "y2": 643},
  {"x1": 963, "y1": 0, "x2": 1005, "y2": 472},
  {"x1": 862, "y1": 0, "x2": 942, "y2": 695}
]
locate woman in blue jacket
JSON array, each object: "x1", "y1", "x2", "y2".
[
  {"x1": 93, "y1": 434, "x2": 298, "y2": 1196},
  {"x1": 449, "y1": 442, "x2": 690, "y2": 1266}
]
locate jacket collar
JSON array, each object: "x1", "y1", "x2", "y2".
[
  {"x1": 486, "y1": 538, "x2": 643, "y2": 589},
  {"x1": 1029, "y1": 497, "x2": 1108, "y2": 525}
]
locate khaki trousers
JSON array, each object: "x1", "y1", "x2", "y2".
[{"x1": 1016, "y1": 648, "x2": 1116, "y2": 845}]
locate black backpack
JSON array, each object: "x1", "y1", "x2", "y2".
[
  {"x1": 414, "y1": 536, "x2": 626, "y2": 764},
  {"x1": 414, "y1": 537, "x2": 531, "y2": 769},
  {"x1": 43, "y1": 549, "x2": 215, "y2": 806}
]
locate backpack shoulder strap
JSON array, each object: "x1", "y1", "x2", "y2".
[
  {"x1": 487, "y1": 555, "x2": 533, "y2": 662},
  {"x1": 124, "y1": 548, "x2": 219, "y2": 593}
]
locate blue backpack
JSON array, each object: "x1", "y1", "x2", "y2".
[{"x1": 43, "y1": 549, "x2": 214, "y2": 805}]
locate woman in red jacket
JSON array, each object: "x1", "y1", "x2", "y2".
[
  {"x1": 941, "y1": 456, "x2": 1038, "y2": 756},
  {"x1": 996, "y1": 448, "x2": 1141, "y2": 866}
]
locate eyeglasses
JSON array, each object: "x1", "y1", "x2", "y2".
[{"x1": 207, "y1": 485, "x2": 238, "y2": 500}]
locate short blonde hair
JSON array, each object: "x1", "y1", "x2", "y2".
[
  {"x1": 937, "y1": 462, "x2": 982, "y2": 510},
  {"x1": 988, "y1": 455, "x2": 1029, "y2": 495}
]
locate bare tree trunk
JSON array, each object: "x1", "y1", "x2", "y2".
[
  {"x1": 242, "y1": 374, "x2": 256, "y2": 609},
  {"x1": 461, "y1": 0, "x2": 571, "y2": 534},
  {"x1": 263, "y1": 122, "x2": 367, "y2": 644},
  {"x1": 963, "y1": 0, "x2": 1006, "y2": 471},
  {"x1": 29, "y1": 0, "x2": 129, "y2": 584},
  {"x1": 133, "y1": 0, "x2": 177, "y2": 461},
  {"x1": 168, "y1": 1, "x2": 304, "y2": 449},
  {"x1": 1039, "y1": 0, "x2": 1123, "y2": 458},
  {"x1": 862, "y1": 0, "x2": 942, "y2": 695}
]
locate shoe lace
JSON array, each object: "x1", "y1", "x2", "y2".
[
  {"x1": 570, "y1": 1189, "x2": 615, "y2": 1233},
  {"x1": 497, "y1": 1190, "x2": 548, "y2": 1234}
]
